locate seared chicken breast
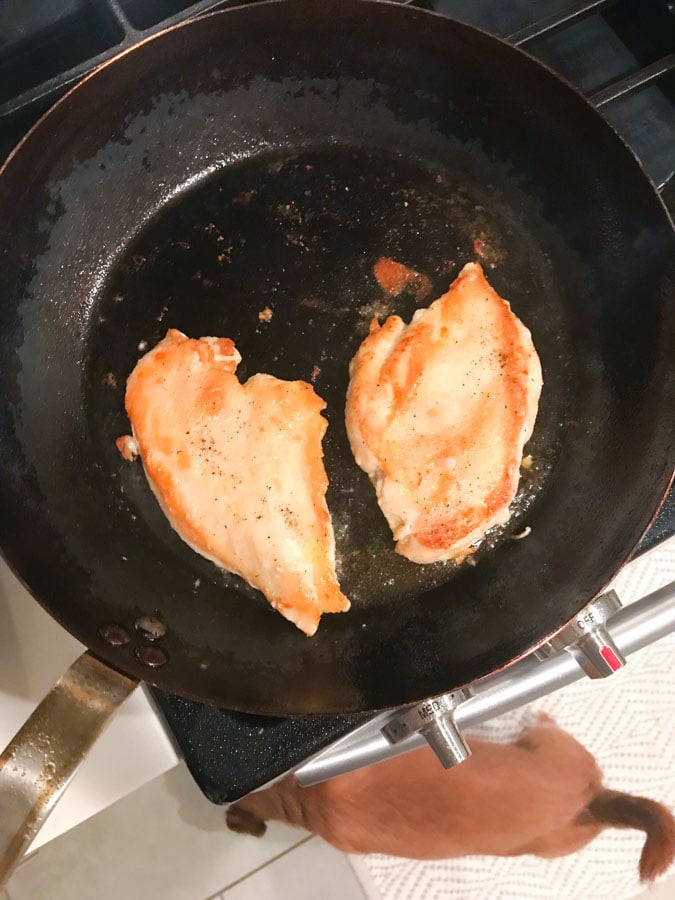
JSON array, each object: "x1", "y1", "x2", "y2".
[
  {"x1": 346, "y1": 263, "x2": 542, "y2": 563},
  {"x1": 119, "y1": 329, "x2": 349, "y2": 635}
]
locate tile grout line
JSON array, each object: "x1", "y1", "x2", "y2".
[
  {"x1": 203, "y1": 833, "x2": 315, "y2": 899},
  {"x1": 345, "y1": 858, "x2": 375, "y2": 900},
  {"x1": 344, "y1": 858, "x2": 370, "y2": 900}
]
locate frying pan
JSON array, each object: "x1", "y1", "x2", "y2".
[{"x1": 0, "y1": 0, "x2": 673, "y2": 877}]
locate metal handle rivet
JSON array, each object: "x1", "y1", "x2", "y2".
[
  {"x1": 134, "y1": 645, "x2": 168, "y2": 668},
  {"x1": 134, "y1": 616, "x2": 167, "y2": 641},
  {"x1": 97, "y1": 623, "x2": 130, "y2": 646}
]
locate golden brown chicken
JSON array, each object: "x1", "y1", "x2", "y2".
[
  {"x1": 119, "y1": 329, "x2": 349, "y2": 635},
  {"x1": 346, "y1": 263, "x2": 542, "y2": 563}
]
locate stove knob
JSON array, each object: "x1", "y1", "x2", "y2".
[
  {"x1": 381, "y1": 688, "x2": 472, "y2": 768},
  {"x1": 535, "y1": 590, "x2": 626, "y2": 678}
]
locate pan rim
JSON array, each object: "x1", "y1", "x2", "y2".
[{"x1": 1, "y1": 0, "x2": 673, "y2": 230}]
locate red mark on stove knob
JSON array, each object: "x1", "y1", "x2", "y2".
[{"x1": 600, "y1": 646, "x2": 623, "y2": 671}]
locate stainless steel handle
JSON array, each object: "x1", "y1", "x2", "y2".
[
  {"x1": 0, "y1": 652, "x2": 137, "y2": 887},
  {"x1": 295, "y1": 579, "x2": 675, "y2": 787}
]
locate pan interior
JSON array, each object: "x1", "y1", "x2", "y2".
[
  {"x1": 2, "y1": 1, "x2": 671, "y2": 713},
  {"x1": 86, "y1": 146, "x2": 569, "y2": 612}
]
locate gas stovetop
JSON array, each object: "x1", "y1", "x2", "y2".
[{"x1": 1, "y1": 0, "x2": 673, "y2": 803}]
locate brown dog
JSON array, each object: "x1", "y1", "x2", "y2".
[{"x1": 227, "y1": 715, "x2": 675, "y2": 882}]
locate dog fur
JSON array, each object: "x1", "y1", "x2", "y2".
[{"x1": 226, "y1": 715, "x2": 675, "y2": 882}]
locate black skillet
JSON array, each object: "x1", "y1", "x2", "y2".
[{"x1": 0, "y1": 0, "x2": 673, "y2": 717}]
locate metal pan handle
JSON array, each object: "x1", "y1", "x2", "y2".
[{"x1": 0, "y1": 652, "x2": 137, "y2": 887}]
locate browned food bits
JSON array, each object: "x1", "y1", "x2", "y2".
[{"x1": 373, "y1": 257, "x2": 432, "y2": 302}]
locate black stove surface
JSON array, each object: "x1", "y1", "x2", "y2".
[{"x1": 1, "y1": 0, "x2": 673, "y2": 803}]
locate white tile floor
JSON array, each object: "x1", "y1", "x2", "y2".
[
  {"x1": 4, "y1": 759, "x2": 675, "y2": 899},
  {"x1": 213, "y1": 837, "x2": 367, "y2": 900},
  {"x1": 4, "y1": 763, "x2": 366, "y2": 900}
]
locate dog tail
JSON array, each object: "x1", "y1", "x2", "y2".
[{"x1": 584, "y1": 790, "x2": 675, "y2": 882}]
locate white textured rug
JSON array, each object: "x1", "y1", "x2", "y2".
[{"x1": 350, "y1": 535, "x2": 675, "y2": 900}]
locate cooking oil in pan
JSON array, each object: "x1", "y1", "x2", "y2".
[{"x1": 87, "y1": 146, "x2": 571, "y2": 612}]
